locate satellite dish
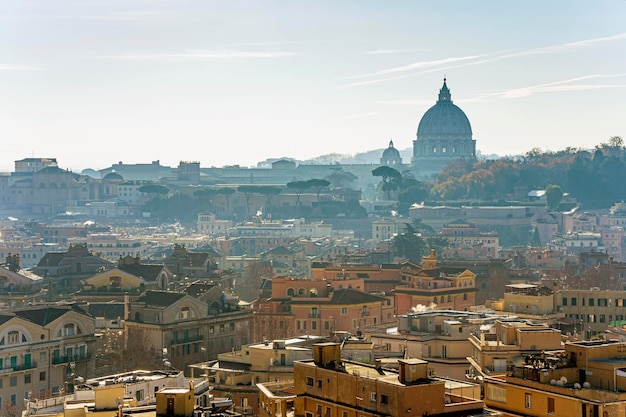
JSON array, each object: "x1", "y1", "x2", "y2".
[{"x1": 164, "y1": 361, "x2": 171, "y2": 368}]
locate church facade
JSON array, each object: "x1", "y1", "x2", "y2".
[{"x1": 411, "y1": 78, "x2": 476, "y2": 178}]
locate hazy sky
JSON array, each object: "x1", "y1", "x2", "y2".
[{"x1": 1, "y1": 1, "x2": 625, "y2": 172}]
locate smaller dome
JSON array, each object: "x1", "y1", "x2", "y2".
[
  {"x1": 380, "y1": 140, "x2": 403, "y2": 166},
  {"x1": 103, "y1": 170, "x2": 124, "y2": 181},
  {"x1": 382, "y1": 140, "x2": 401, "y2": 159}
]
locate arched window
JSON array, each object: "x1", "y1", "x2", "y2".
[
  {"x1": 286, "y1": 288, "x2": 295, "y2": 297},
  {"x1": 109, "y1": 276, "x2": 122, "y2": 288},
  {"x1": 8, "y1": 330, "x2": 20, "y2": 344},
  {"x1": 179, "y1": 306, "x2": 195, "y2": 320},
  {"x1": 57, "y1": 323, "x2": 82, "y2": 337},
  {"x1": 298, "y1": 288, "x2": 306, "y2": 296}
]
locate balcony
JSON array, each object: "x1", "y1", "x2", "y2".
[
  {"x1": 171, "y1": 334, "x2": 204, "y2": 345},
  {"x1": 52, "y1": 353, "x2": 92, "y2": 365},
  {"x1": 0, "y1": 362, "x2": 38, "y2": 373},
  {"x1": 309, "y1": 313, "x2": 321, "y2": 318}
]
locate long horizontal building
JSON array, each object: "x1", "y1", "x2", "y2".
[{"x1": 294, "y1": 343, "x2": 485, "y2": 417}]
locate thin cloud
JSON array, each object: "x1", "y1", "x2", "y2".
[
  {"x1": 344, "y1": 54, "x2": 486, "y2": 80},
  {"x1": 479, "y1": 74, "x2": 626, "y2": 100},
  {"x1": 365, "y1": 49, "x2": 407, "y2": 55},
  {"x1": 103, "y1": 49, "x2": 299, "y2": 61},
  {"x1": 345, "y1": 33, "x2": 626, "y2": 88},
  {"x1": 364, "y1": 48, "x2": 429, "y2": 55},
  {"x1": 342, "y1": 74, "x2": 412, "y2": 88},
  {"x1": 0, "y1": 64, "x2": 40, "y2": 71},
  {"x1": 502, "y1": 32, "x2": 626, "y2": 59}
]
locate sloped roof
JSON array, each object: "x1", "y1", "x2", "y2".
[
  {"x1": 0, "y1": 315, "x2": 13, "y2": 326},
  {"x1": 119, "y1": 263, "x2": 165, "y2": 281},
  {"x1": 38, "y1": 252, "x2": 65, "y2": 267},
  {"x1": 329, "y1": 288, "x2": 387, "y2": 304},
  {"x1": 188, "y1": 252, "x2": 213, "y2": 266},
  {"x1": 182, "y1": 281, "x2": 217, "y2": 298},
  {"x1": 13, "y1": 305, "x2": 90, "y2": 326},
  {"x1": 136, "y1": 290, "x2": 186, "y2": 307},
  {"x1": 263, "y1": 246, "x2": 294, "y2": 256},
  {"x1": 85, "y1": 303, "x2": 125, "y2": 319}
]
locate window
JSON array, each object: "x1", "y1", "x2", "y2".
[
  {"x1": 10, "y1": 376, "x2": 17, "y2": 387},
  {"x1": 306, "y1": 377, "x2": 314, "y2": 387},
  {"x1": 442, "y1": 345, "x2": 447, "y2": 358},
  {"x1": 65, "y1": 324, "x2": 76, "y2": 336},
  {"x1": 136, "y1": 390, "x2": 144, "y2": 401},
  {"x1": 24, "y1": 374, "x2": 31, "y2": 384},
  {"x1": 562, "y1": 298, "x2": 568, "y2": 306},
  {"x1": 312, "y1": 321, "x2": 317, "y2": 330},
  {"x1": 571, "y1": 298, "x2": 577, "y2": 306},
  {"x1": 317, "y1": 379, "x2": 322, "y2": 388},
  {"x1": 8, "y1": 331, "x2": 19, "y2": 344},
  {"x1": 487, "y1": 386, "x2": 506, "y2": 403},
  {"x1": 589, "y1": 298, "x2": 595, "y2": 307},
  {"x1": 370, "y1": 392, "x2": 376, "y2": 402},
  {"x1": 547, "y1": 397, "x2": 555, "y2": 414},
  {"x1": 39, "y1": 372, "x2": 46, "y2": 382},
  {"x1": 381, "y1": 394, "x2": 389, "y2": 405},
  {"x1": 341, "y1": 308, "x2": 347, "y2": 315},
  {"x1": 525, "y1": 393, "x2": 532, "y2": 409},
  {"x1": 10, "y1": 393, "x2": 16, "y2": 406}
]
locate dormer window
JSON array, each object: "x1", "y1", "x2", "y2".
[
  {"x1": 8, "y1": 331, "x2": 20, "y2": 344},
  {"x1": 57, "y1": 323, "x2": 81, "y2": 337}
]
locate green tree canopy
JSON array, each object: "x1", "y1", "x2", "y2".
[
  {"x1": 139, "y1": 184, "x2": 169, "y2": 196},
  {"x1": 372, "y1": 166, "x2": 402, "y2": 200},
  {"x1": 545, "y1": 184, "x2": 564, "y2": 211},
  {"x1": 305, "y1": 179, "x2": 330, "y2": 202}
]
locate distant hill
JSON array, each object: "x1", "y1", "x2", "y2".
[{"x1": 298, "y1": 147, "x2": 414, "y2": 165}]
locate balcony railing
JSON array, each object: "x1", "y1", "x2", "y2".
[
  {"x1": 309, "y1": 313, "x2": 321, "y2": 318},
  {"x1": 52, "y1": 353, "x2": 92, "y2": 365},
  {"x1": 0, "y1": 362, "x2": 38, "y2": 373},
  {"x1": 171, "y1": 335, "x2": 204, "y2": 345}
]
